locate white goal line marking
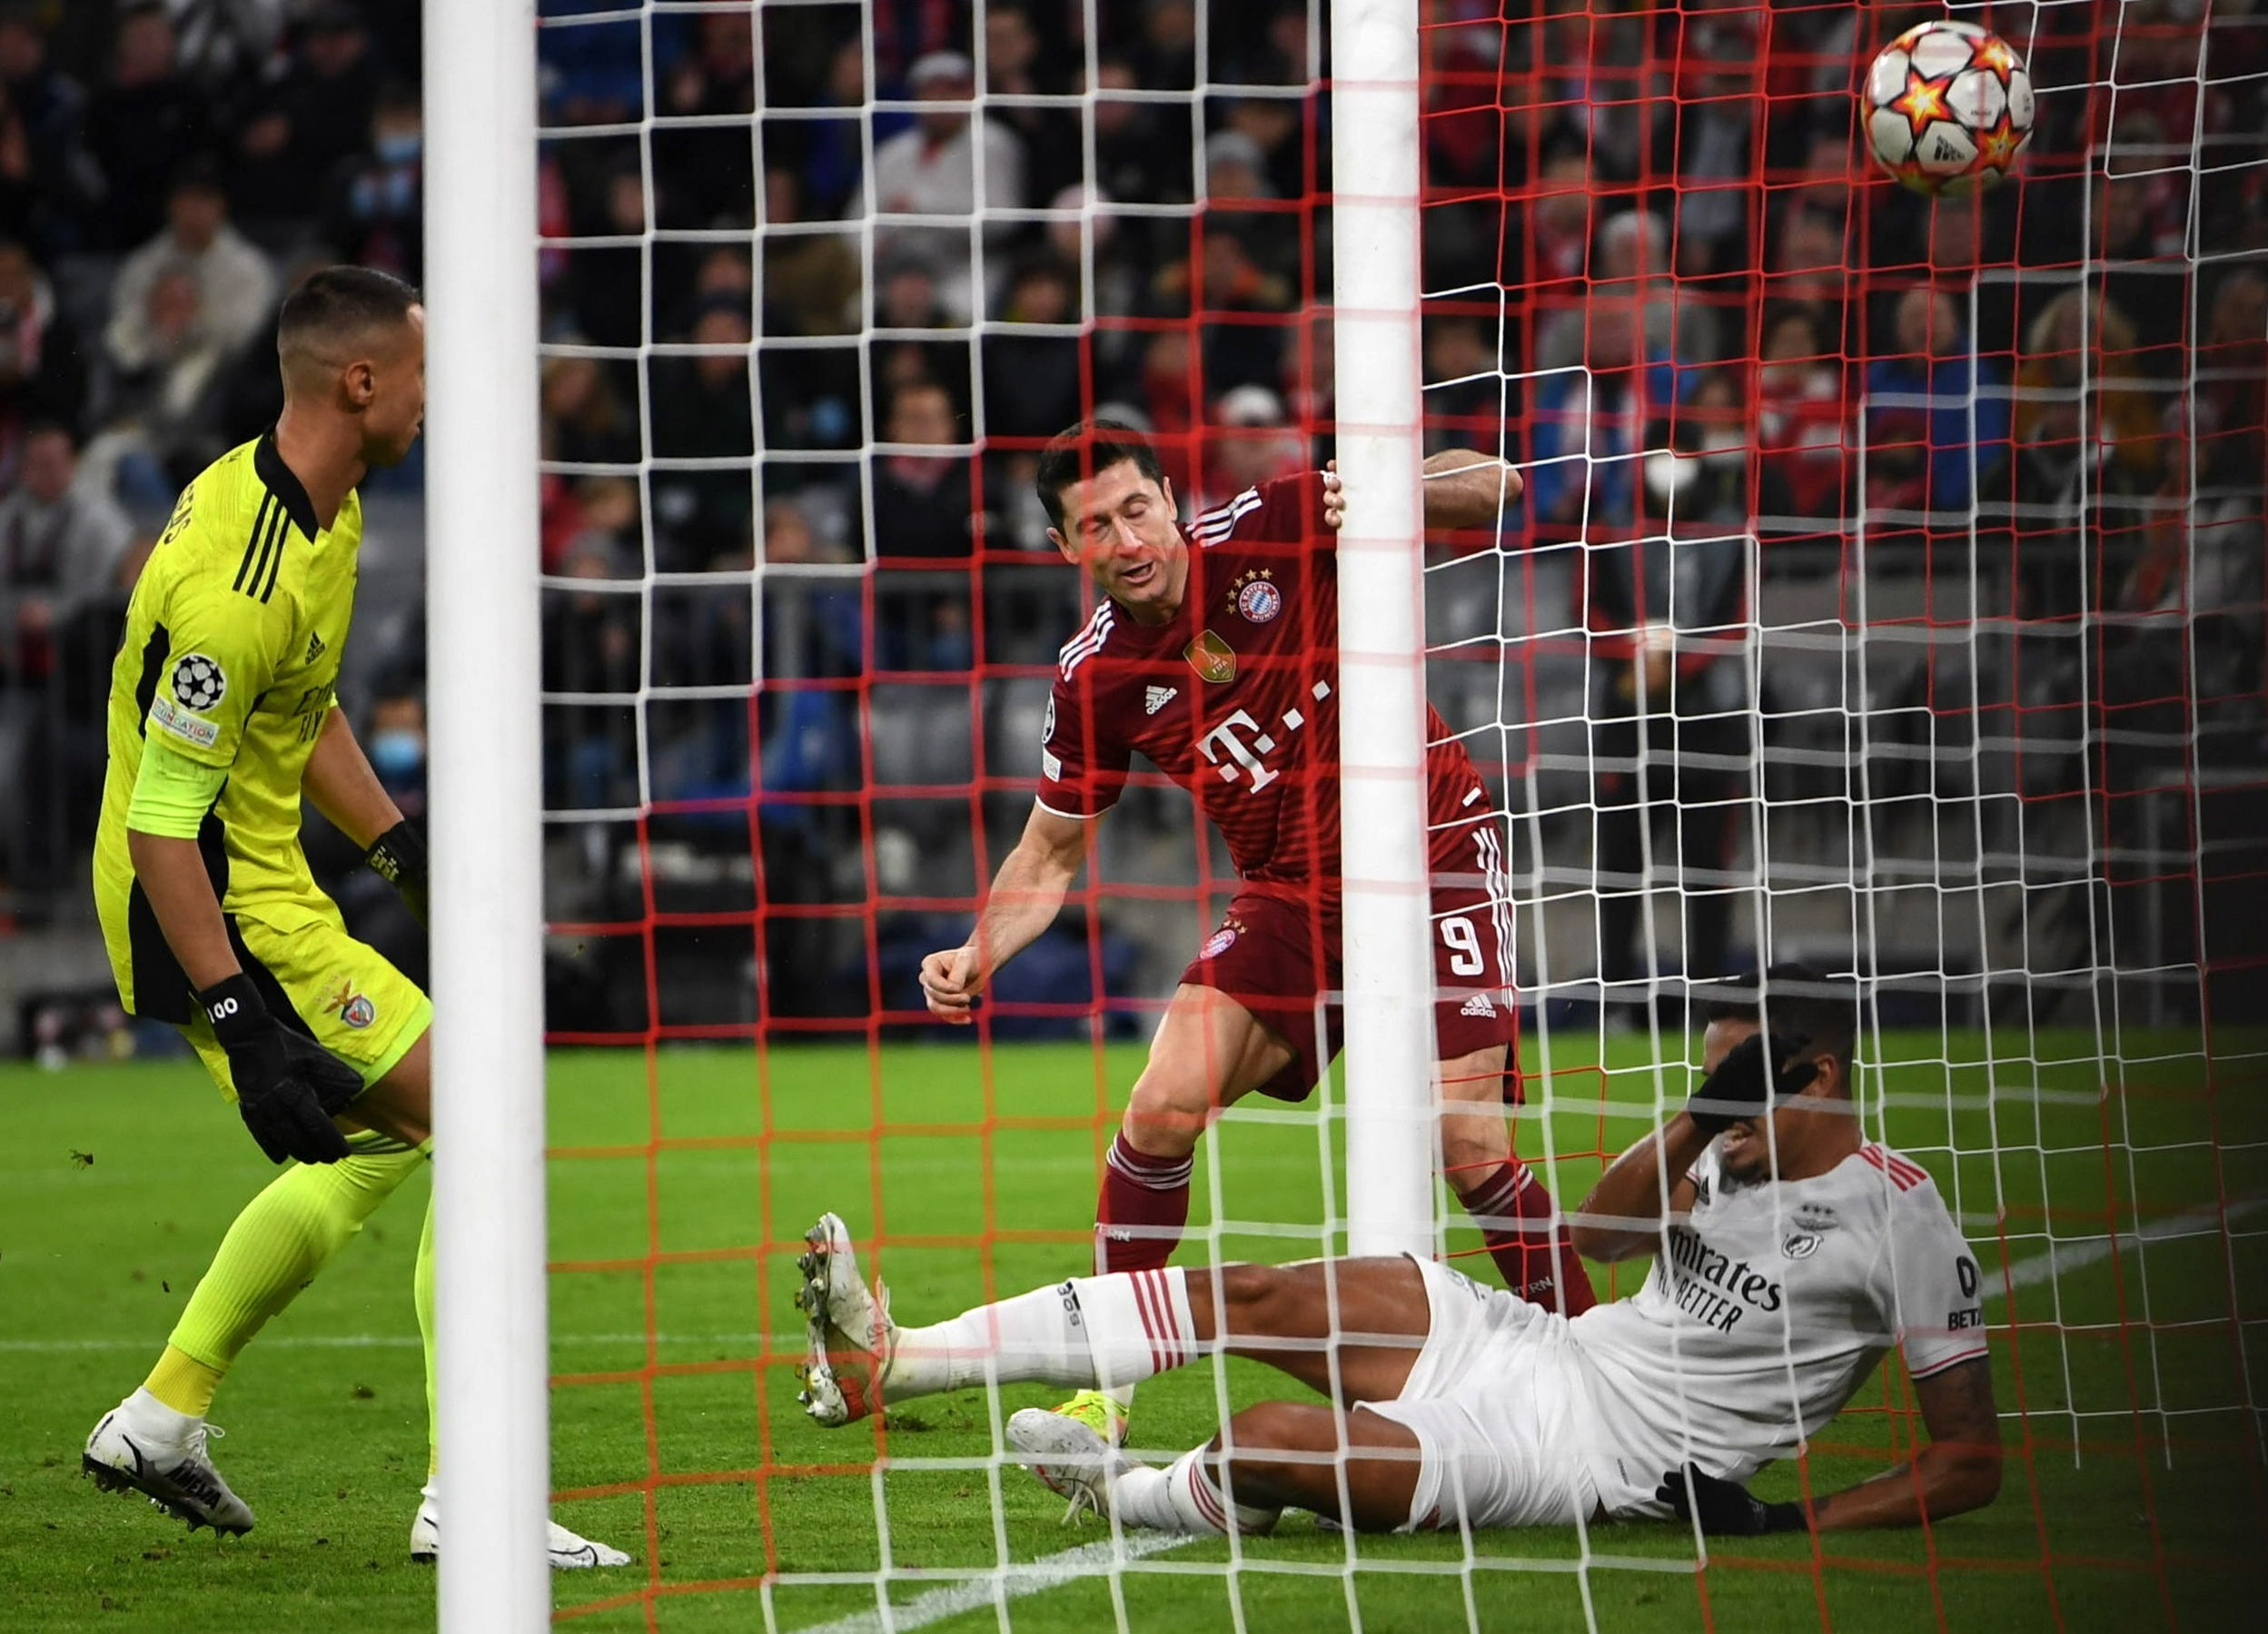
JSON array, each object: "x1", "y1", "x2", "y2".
[
  {"x1": 783, "y1": 1533, "x2": 1193, "y2": 1634},
  {"x1": 1986, "y1": 1196, "x2": 2266, "y2": 1295}
]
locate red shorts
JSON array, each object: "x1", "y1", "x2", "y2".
[{"x1": 1177, "y1": 821, "x2": 1520, "y2": 1103}]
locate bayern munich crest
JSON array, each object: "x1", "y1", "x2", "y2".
[
  {"x1": 1200, "y1": 925, "x2": 1240, "y2": 959},
  {"x1": 1230, "y1": 569, "x2": 1282, "y2": 624}
]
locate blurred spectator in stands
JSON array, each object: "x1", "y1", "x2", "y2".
[
  {"x1": 322, "y1": 81, "x2": 423, "y2": 282},
  {"x1": 1763, "y1": 200, "x2": 1856, "y2": 357},
  {"x1": 0, "y1": 237, "x2": 86, "y2": 473},
  {"x1": 1754, "y1": 303, "x2": 1850, "y2": 526},
  {"x1": 982, "y1": 256, "x2": 1081, "y2": 442},
  {"x1": 540, "y1": 350, "x2": 638, "y2": 469},
  {"x1": 213, "y1": 248, "x2": 322, "y2": 447},
  {"x1": 871, "y1": 378, "x2": 973, "y2": 560},
  {"x1": 542, "y1": 537, "x2": 641, "y2": 814},
  {"x1": 1863, "y1": 285, "x2": 2007, "y2": 520},
  {"x1": 867, "y1": 50, "x2": 1025, "y2": 326},
  {"x1": 1984, "y1": 289, "x2": 2164, "y2": 619},
  {"x1": 563, "y1": 156, "x2": 646, "y2": 349},
  {"x1": 1536, "y1": 209, "x2": 1684, "y2": 373},
  {"x1": 1526, "y1": 295, "x2": 1683, "y2": 538},
  {"x1": 2194, "y1": 266, "x2": 2266, "y2": 497},
  {"x1": 1423, "y1": 312, "x2": 1499, "y2": 457},
  {"x1": 0, "y1": 3, "x2": 97, "y2": 257},
  {"x1": 870, "y1": 253, "x2": 967, "y2": 415},
  {"x1": 2095, "y1": 163, "x2": 2190, "y2": 356},
  {"x1": 761, "y1": 168, "x2": 857, "y2": 337},
  {"x1": 649, "y1": 297, "x2": 754, "y2": 568},
  {"x1": 1591, "y1": 360, "x2": 1756, "y2": 1009},
  {"x1": 1202, "y1": 129, "x2": 1298, "y2": 282},
  {"x1": 1279, "y1": 309, "x2": 1334, "y2": 466},
  {"x1": 1045, "y1": 183, "x2": 1142, "y2": 394},
  {"x1": 1536, "y1": 0, "x2": 1666, "y2": 183},
  {"x1": 1222, "y1": 94, "x2": 1306, "y2": 206},
  {"x1": 232, "y1": 2, "x2": 382, "y2": 237},
  {"x1": 107, "y1": 157, "x2": 273, "y2": 366},
  {"x1": 657, "y1": 4, "x2": 755, "y2": 229},
  {"x1": 1516, "y1": 147, "x2": 1594, "y2": 302},
  {"x1": 1138, "y1": 329, "x2": 1198, "y2": 489},
  {"x1": 2011, "y1": 288, "x2": 2164, "y2": 493},
  {"x1": 1154, "y1": 213, "x2": 1292, "y2": 397},
  {"x1": 1197, "y1": 383, "x2": 1303, "y2": 511},
  {"x1": 0, "y1": 421, "x2": 130, "y2": 896},
  {"x1": 1086, "y1": 55, "x2": 1187, "y2": 206},
  {"x1": 560, "y1": 474, "x2": 640, "y2": 574},
  {"x1": 86, "y1": 3, "x2": 213, "y2": 251},
  {"x1": 1669, "y1": 43, "x2": 1764, "y2": 280},
  {"x1": 985, "y1": 3, "x2": 1080, "y2": 209},
  {"x1": 1134, "y1": 0, "x2": 1198, "y2": 92},
  {"x1": 537, "y1": 0, "x2": 642, "y2": 127}
]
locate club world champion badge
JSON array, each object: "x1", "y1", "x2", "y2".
[{"x1": 1184, "y1": 629, "x2": 1236, "y2": 684}]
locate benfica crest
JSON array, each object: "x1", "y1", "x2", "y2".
[{"x1": 1184, "y1": 629, "x2": 1236, "y2": 684}]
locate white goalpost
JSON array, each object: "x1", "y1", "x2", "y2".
[
  {"x1": 1328, "y1": 0, "x2": 1439, "y2": 1260},
  {"x1": 424, "y1": 0, "x2": 550, "y2": 1627}
]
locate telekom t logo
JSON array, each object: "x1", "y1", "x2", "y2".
[
  {"x1": 1197, "y1": 682, "x2": 1328, "y2": 795},
  {"x1": 1199, "y1": 710, "x2": 1279, "y2": 792}
]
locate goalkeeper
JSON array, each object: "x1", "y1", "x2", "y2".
[
  {"x1": 798, "y1": 967, "x2": 2002, "y2": 1537},
  {"x1": 78, "y1": 267, "x2": 625, "y2": 1570}
]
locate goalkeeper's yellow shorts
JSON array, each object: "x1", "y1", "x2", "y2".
[{"x1": 104, "y1": 893, "x2": 431, "y2": 1101}]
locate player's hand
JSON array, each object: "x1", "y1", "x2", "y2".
[
  {"x1": 1655, "y1": 1462, "x2": 1807, "y2": 1537},
  {"x1": 364, "y1": 820, "x2": 429, "y2": 925},
  {"x1": 918, "y1": 945, "x2": 984, "y2": 1024},
  {"x1": 1321, "y1": 460, "x2": 1345, "y2": 532},
  {"x1": 1684, "y1": 1030, "x2": 1817, "y2": 1137},
  {"x1": 199, "y1": 975, "x2": 361, "y2": 1164}
]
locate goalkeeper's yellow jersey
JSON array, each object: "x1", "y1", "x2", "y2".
[{"x1": 93, "y1": 432, "x2": 361, "y2": 1022}]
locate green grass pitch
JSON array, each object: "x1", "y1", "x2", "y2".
[{"x1": 3, "y1": 1033, "x2": 2264, "y2": 1631}]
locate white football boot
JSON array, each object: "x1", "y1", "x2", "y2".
[
  {"x1": 1005, "y1": 1406, "x2": 1129, "y2": 1524},
  {"x1": 408, "y1": 1487, "x2": 631, "y2": 1569},
  {"x1": 794, "y1": 1212, "x2": 897, "y2": 1426},
  {"x1": 83, "y1": 1389, "x2": 255, "y2": 1536}
]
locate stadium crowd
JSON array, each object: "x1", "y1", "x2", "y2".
[{"x1": 0, "y1": 0, "x2": 2259, "y2": 1036}]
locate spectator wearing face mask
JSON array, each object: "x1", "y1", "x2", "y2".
[{"x1": 323, "y1": 83, "x2": 423, "y2": 282}]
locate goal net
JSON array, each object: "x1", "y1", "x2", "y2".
[{"x1": 517, "y1": 0, "x2": 2266, "y2": 1626}]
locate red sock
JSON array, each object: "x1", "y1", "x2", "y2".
[
  {"x1": 1095, "y1": 1133, "x2": 1193, "y2": 1274},
  {"x1": 1457, "y1": 1160, "x2": 1598, "y2": 1315}
]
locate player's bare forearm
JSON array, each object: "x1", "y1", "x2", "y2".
[
  {"x1": 1570, "y1": 1113, "x2": 1712, "y2": 1262},
  {"x1": 1813, "y1": 1358, "x2": 2003, "y2": 1529},
  {"x1": 303, "y1": 706, "x2": 403, "y2": 849},
  {"x1": 126, "y1": 829, "x2": 242, "y2": 990},
  {"x1": 1421, "y1": 450, "x2": 1523, "y2": 531},
  {"x1": 967, "y1": 819, "x2": 1088, "y2": 980}
]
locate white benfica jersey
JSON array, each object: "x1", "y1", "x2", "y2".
[{"x1": 1570, "y1": 1139, "x2": 1988, "y2": 1486}]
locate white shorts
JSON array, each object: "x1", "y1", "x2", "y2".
[{"x1": 1361, "y1": 1257, "x2": 1637, "y2": 1532}]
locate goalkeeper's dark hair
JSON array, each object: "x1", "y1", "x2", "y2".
[
  {"x1": 1035, "y1": 418, "x2": 1167, "y2": 530},
  {"x1": 277, "y1": 265, "x2": 421, "y2": 360},
  {"x1": 1697, "y1": 964, "x2": 1857, "y2": 1085}
]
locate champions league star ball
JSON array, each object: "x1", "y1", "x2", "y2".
[{"x1": 1863, "y1": 18, "x2": 2035, "y2": 197}]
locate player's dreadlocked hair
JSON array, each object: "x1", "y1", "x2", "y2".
[
  {"x1": 1035, "y1": 417, "x2": 1168, "y2": 530},
  {"x1": 277, "y1": 266, "x2": 421, "y2": 358},
  {"x1": 1697, "y1": 964, "x2": 1859, "y2": 1087}
]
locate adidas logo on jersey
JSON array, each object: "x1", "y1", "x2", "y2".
[
  {"x1": 1460, "y1": 993, "x2": 1497, "y2": 1018},
  {"x1": 1144, "y1": 686, "x2": 1178, "y2": 715},
  {"x1": 305, "y1": 631, "x2": 326, "y2": 665}
]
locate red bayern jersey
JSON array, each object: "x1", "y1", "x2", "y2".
[{"x1": 1038, "y1": 471, "x2": 1490, "y2": 892}]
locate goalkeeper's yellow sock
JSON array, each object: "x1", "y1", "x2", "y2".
[
  {"x1": 415, "y1": 1189, "x2": 437, "y2": 1479},
  {"x1": 147, "y1": 1131, "x2": 432, "y2": 1418}
]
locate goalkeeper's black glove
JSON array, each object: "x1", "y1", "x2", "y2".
[
  {"x1": 1684, "y1": 1030, "x2": 1818, "y2": 1137},
  {"x1": 364, "y1": 820, "x2": 429, "y2": 925},
  {"x1": 1656, "y1": 1462, "x2": 1807, "y2": 1537},
  {"x1": 199, "y1": 975, "x2": 361, "y2": 1165}
]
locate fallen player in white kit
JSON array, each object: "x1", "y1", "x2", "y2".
[{"x1": 796, "y1": 966, "x2": 2003, "y2": 1536}]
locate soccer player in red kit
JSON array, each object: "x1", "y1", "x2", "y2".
[{"x1": 919, "y1": 420, "x2": 1596, "y2": 1441}]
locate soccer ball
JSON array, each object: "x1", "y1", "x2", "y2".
[{"x1": 1862, "y1": 19, "x2": 2035, "y2": 197}]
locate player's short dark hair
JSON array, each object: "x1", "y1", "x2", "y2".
[
  {"x1": 277, "y1": 266, "x2": 421, "y2": 359},
  {"x1": 1697, "y1": 964, "x2": 1858, "y2": 1085},
  {"x1": 1035, "y1": 418, "x2": 1166, "y2": 530}
]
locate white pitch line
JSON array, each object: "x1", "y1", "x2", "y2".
[
  {"x1": 1988, "y1": 1196, "x2": 2266, "y2": 1295},
  {"x1": 785, "y1": 1533, "x2": 1193, "y2": 1634}
]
